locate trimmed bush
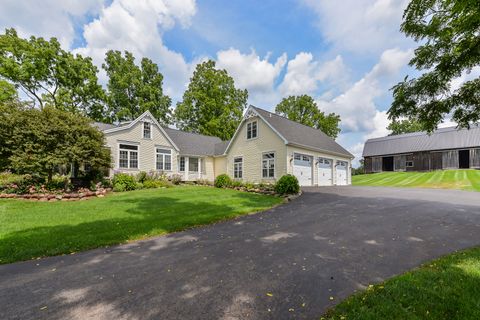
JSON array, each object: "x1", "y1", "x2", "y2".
[
  {"x1": 112, "y1": 173, "x2": 136, "y2": 191},
  {"x1": 113, "y1": 183, "x2": 126, "y2": 192},
  {"x1": 214, "y1": 174, "x2": 232, "y2": 188},
  {"x1": 136, "y1": 171, "x2": 148, "y2": 183},
  {"x1": 274, "y1": 174, "x2": 300, "y2": 195},
  {"x1": 143, "y1": 179, "x2": 173, "y2": 189},
  {"x1": 170, "y1": 174, "x2": 183, "y2": 185}
]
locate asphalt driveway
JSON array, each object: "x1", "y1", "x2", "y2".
[{"x1": 1, "y1": 186, "x2": 480, "y2": 320}]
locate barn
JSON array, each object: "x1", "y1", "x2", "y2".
[{"x1": 362, "y1": 125, "x2": 480, "y2": 173}]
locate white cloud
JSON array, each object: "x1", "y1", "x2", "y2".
[
  {"x1": 279, "y1": 53, "x2": 348, "y2": 96},
  {"x1": 216, "y1": 48, "x2": 287, "y2": 106},
  {"x1": 0, "y1": 0, "x2": 104, "y2": 48},
  {"x1": 317, "y1": 48, "x2": 413, "y2": 133},
  {"x1": 74, "y1": 0, "x2": 197, "y2": 100},
  {"x1": 301, "y1": 0, "x2": 412, "y2": 54}
]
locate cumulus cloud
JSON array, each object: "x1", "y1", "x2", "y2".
[
  {"x1": 279, "y1": 53, "x2": 348, "y2": 96},
  {"x1": 0, "y1": 0, "x2": 103, "y2": 48},
  {"x1": 301, "y1": 0, "x2": 412, "y2": 54},
  {"x1": 216, "y1": 48, "x2": 287, "y2": 105},
  {"x1": 73, "y1": 0, "x2": 197, "y2": 100},
  {"x1": 317, "y1": 48, "x2": 413, "y2": 133}
]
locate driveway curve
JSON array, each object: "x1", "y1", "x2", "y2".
[{"x1": 1, "y1": 186, "x2": 480, "y2": 320}]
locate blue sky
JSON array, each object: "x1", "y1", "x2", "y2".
[{"x1": 0, "y1": 0, "x2": 423, "y2": 165}]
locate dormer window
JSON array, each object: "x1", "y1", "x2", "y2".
[
  {"x1": 143, "y1": 122, "x2": 151, "y2": 139},
  {"x1": 247, "y1": 121, "x2": 257, "y2": 139}
]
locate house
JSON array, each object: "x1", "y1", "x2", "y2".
[
  {"x1": 362, "y1": 125, "x2": 480, "y2": 173},
  {"x1": 94, "y1": 105, "x2": 354, "y2": 186}
]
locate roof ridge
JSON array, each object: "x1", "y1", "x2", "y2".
[
  {"x1": 251, "y1": 105, "x2": 333, "y2": 138},
  {"x1": 366, "y1": 124, "x2": 480, "y2": 142},
  {"x1": 162, "y1": 126, "x2": 224, "y2": 141}
]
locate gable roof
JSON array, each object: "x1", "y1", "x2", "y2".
[
  {"x1": 234, "y1": 106, "x2": 353, "y2": 158},
  {"x1": 162, "y1": 127, "x2": 226, "y2": 156},
  {"x1": 362, "y1": 124, "x2": 480, "y2": 157},
  {"x1": 101, "y1": 111, "x2": 179, "y2": 151}
]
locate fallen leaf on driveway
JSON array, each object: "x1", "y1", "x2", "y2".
[{"x1": 266, "y1": 293, "x2": 273, "y2": 297}]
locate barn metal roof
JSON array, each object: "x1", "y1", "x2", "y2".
[{"x1": 362, "y1": 125, "x2": 480, "y2": 157}]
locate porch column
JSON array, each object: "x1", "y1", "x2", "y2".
[
  {"x1": 198, "y1": 158, "x2": 202, "y2": 179},
  {"x1": 184, "y1": 157, "x2": 189, "y2": 181}
]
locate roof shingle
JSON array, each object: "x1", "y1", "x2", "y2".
[{"x1": 251, "y1": 106, "x2": 353, "y2": 158}]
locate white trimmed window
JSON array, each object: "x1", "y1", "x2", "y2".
[
  {"x1": 247, "y1": 121, "x2": 257, "y2": 139},
  {"x1": 262, "y1": 152, "x2": 275, "y2": 178},
  {"x1": 156, "y1": 148, "x2": 172, "y2": 171},
  {"x1": 179, "y1": 156, "x2": 185, "y2": 172},
  {"x1": 233, "y1": 157, "x2": 243, "y2": 179},
  {"x1": 143, "y1": 122, "x2": 151, "y2": 139},
  {"x1": 119, "y1": 144, "x2": 138, "y2": 169},
  {"x1": 189, "y1": 157, "x2": 199, "y2": 172}
]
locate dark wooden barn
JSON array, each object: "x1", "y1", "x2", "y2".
[{"x1": 363, "y1": 125, "x2": 480, "y2": 173}]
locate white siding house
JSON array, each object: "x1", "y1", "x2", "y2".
[{"x1": 96, "y1": 106, "x2": 354, "y2": 186}]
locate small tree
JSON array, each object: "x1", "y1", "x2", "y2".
[
  {"x1": 0, "y1": 105, "x2": 111, "y2": 182},
  {"x1": 175, "y1": 60, "x2": 248, "y2": 140},
  {"x1": 275, "y1": 95, "x2": 341, "y2": 139}
]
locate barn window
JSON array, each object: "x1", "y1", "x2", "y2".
[
  {"x1": 233, "y1": 157, "x2": 243, "y2": 179},
  {"x1": 143, "y1": 122, "x2": 151, "y2": 139},
  {"x1": 406, "y1": 161, "x2": 414, "y2": 167}
]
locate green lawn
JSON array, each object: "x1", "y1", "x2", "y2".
[
  {"x1": 353, "y1": 170, "x2": 480, "y2": 191},
  {"x1": 323, "y1": 247, "x2": 480, "y2": 320},
  {"x1": 0, "y1": 186, "x2": 282, "y2": 264}
]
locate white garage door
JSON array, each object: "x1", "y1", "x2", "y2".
[
  {"x1": 317, "y1": 158, "x2": 333, "y2": 186},
  {"x1": 335, "y1": 160, "x2": 348, "y2": 186},
  {"x1": 293, "y1": 153, "x2": 313, "y2": 186}
]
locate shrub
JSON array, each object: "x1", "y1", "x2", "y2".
[
  {"x1": 136, "y1": 171, "x2": 148, "y2": 183},
  {"x1": 274, "y1": 174, "x2": 300, "y2": 195},
  {"x1": 136, "y1": 182, "x2": 144, "y2": 190},
  {"x1": 214, "y1": 174, "x2": 232, "y2": 188},
  {"x1": 170, "y1": 174, "x2": 183, "y2": 185},
  {"x1": 45, "y1": 175, "x2": 69, "y2": 191},
  {"x1": 143, "y1": 179, "x2": 173, "y2": 189},
  {"x1": 113, "y1": 183, "x2": 126, "y2": 192},
  {"x1": 244, "y1": 182, "x2": 255, "y2": 191},
  {"x1": 112, "y1": 173, "x2": 136, "y2": 191},
  {"x1": 231, "y1": 180, "x2": 243, "y2": 188}
]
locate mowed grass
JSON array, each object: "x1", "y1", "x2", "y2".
[
  {"x1": 323, "y1": 247, "x2": 480, "y2": 320},
  {"x1": 0, "y1": 186, "x2": 283, "y2": 264},
  {"x1": 353, "y1": 170, "x2": 480, "y2": 191}
]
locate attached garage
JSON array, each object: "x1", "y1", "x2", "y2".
[
  {"x1": 317, "y1": 157, "x2": 333, "y2": 186},
  {"x1": 293, "y1": 153, "x2": 313, "y2": 186},
  {"x1": 335, "y1": 160, "x2": 348, "y2": 185}
]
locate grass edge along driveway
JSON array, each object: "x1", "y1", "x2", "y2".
[
  {"x1": 323, "y1": 246, "x2": 480, "y2": 320},
  {"x1": 353, "y1": 169, "x2": 480, "y2": 192},
  {"x1": 0, "y1": 186, "x2": 283, "y2": 264}
]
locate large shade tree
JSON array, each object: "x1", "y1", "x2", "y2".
[
  {"x1": 275, "y1": 95, "x2": 341, "y2": 139},
  {"x1": 0, "y1": 104, "x2": 111, "y2": 182},
  {"x1": 174, "y1": 60, "x2": 248, "y2": 140},
  {"x1": 0, "y1": 28, "x2": 106, "y2": 120},
  {"x1": 389, "y1": 0, "x2": 480, "y2": 131},
  {"x1": 102, "y1": 50, "x2": 172, "y2": 124}
]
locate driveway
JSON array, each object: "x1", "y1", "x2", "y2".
[{"x1": 1, "y1": 186, "x2": 480, "y2": 320}]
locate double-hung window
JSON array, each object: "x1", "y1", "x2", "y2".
[
  {"x1": 247, "y1": 121, "x2": 257, "y2": 139},
  {"x1": 156, "y1": 148, "x2": 172, "y2": 171},
  {"x1": 179, "y1": 156, "x2": 185, "y2": 172},
  {"x1": 262, "y1": 152, "x2": 275, "y2": 178},
  {"x1": 143, "y1": 122, "x2": 151, "y2": 139},
  {"x1": 233, "y1": 157, "x2": 243, "y2": 179},
  {"x1": 119, "y1": 144, "x2": 138, "y2": 169}
]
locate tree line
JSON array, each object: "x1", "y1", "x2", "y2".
[{"x1": 0, "y1": 28, "x2": 341, "y2": 142}]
